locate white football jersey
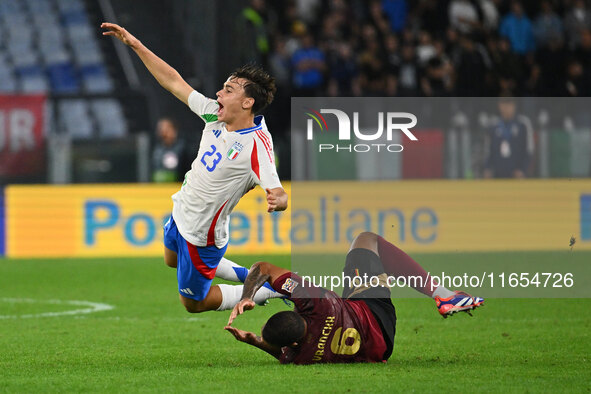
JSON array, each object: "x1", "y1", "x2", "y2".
[{"x1": 171, "y1": 90, "x2": 282, "y2": 248}]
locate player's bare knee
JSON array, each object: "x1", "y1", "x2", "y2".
[
  {"x1": 164, "y1": 247, "x2": 178, "y2": 268},
  {"x1": 164, "y1": 258, "x2": 177, "y2": 268},
  {"x1": 352, "y1": 231, "x2": 378, "y2": 245},
  {"x1": 180, "y1": 296, "x2": 207, "y2": 313},
  {"x1": 358, "y1": 231, "x2": 377, "y2": 240},
  {"x1": 184, "y1": 303, "x2": 206, "y2": 313},
  {"x1": 350, "y1": 232, "x2": 379, "y2": 254}
]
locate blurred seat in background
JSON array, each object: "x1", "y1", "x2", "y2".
[{"x1": 91, "y1": 98, "x2": 128, "y2": 139}]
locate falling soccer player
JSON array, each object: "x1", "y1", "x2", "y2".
[
  {"x1": 101, "y1": 23, "x2": 287, "y2": 313},
  {"x1": 225, "y1": 232, "x2": 484, "y2": 364}
]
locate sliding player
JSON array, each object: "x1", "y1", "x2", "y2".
[
  {"x1": 225, "y1": 232, "x2": 484, "y2": 364},
  {"x1": 101, "y1": 23, "x2": 287, "y2": 313}
]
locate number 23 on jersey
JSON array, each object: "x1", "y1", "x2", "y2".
[{"x1": 200, "y1": 144, "x2": 222, "y2": 172}]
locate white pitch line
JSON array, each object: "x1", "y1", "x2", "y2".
[{"x1": 0, "y1": 298, "x2": 115, "y2": 319}]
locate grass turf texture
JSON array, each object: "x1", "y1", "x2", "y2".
[{"x1": 0, "y1": 253, "x2": 589, "y2": 393}]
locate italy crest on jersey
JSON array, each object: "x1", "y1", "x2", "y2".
[{"x1": 227, "y1": 142, "x2": 243, "y2": 161}]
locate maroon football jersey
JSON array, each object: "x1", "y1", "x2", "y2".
[{"x1": 272, "y1": 272, "x2": 387, "y2": 364}]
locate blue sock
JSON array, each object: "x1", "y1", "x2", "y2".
[
  {"x1": 233, "y1": 266, "x2": 276, "y2": 291},
  {"x1": 232, "y1": 266, "x2": 249, "y2": 282}
]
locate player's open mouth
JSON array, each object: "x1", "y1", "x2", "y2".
[{"x1": 217, "y1": 103, "x2": 224, "y2": 116}]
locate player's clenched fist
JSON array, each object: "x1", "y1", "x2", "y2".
[
  {"x1": 101, "y1": 22, "x2": 140, "y2": 48},
  {"x1": 266, "y1": 188, "x2": 278, "y2": 212},
  {"x1": 265, "y1": 188, "x2": 288, "y2": 213}
]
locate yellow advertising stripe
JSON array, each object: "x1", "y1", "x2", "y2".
[
  {"x1": 5, "y1": 180, "x2": 590, "y2": 257},
  {"x1": 5, "y1": 183, "x2": 291, "y2": 257},
  {"x1": 289, "y1": 180, "x2": 590, "y2": 252}
]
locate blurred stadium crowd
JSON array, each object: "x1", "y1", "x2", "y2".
[
  {"x1": 0, "y1": 0, "x2": 133, "y2": 138},
  {"x1": 253, "y1": 0, "x2": 591, "y2": 98}
]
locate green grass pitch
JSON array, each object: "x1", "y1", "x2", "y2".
[{"x1": 0, "y1": 253, "x2": 589, "y2": 393}]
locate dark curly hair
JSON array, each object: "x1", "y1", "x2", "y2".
[
  {"x1": 229, "y1": 64, "x2": 277, "y2": 114},
  {"x1": 262, "y1": 311, "x2": 306, "y2": 347}
]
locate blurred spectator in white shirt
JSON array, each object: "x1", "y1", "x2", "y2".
[{"x1": 449, "y1": 0, "x2": 479, "y2": 34}]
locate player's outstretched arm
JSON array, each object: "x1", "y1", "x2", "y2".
[
  {"x1": 227, "y1": 262, "x2": 289, "y2": 326},
  {"x1": 224, "y1": 326, "x2": 281, "y2": 359},
  {"x1": 101, "y1": 22, "x2": 193, "y2": 105}
]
